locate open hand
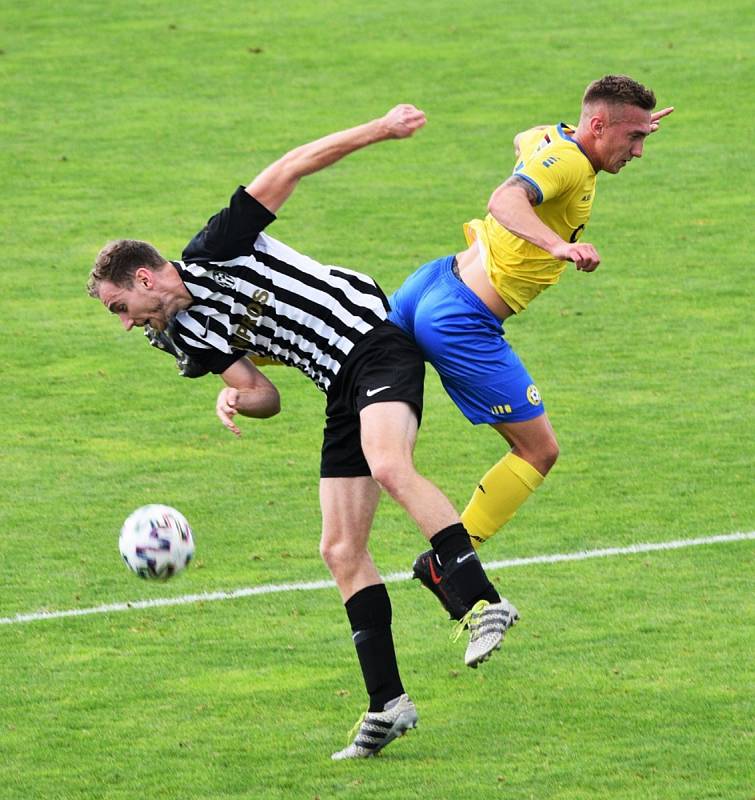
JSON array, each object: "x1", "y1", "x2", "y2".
[{"x1": 216, "y1": 387, "x2": 242, "y2": 437}]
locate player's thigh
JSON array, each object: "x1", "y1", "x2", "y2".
[
  {"x1": 359, "y1": 401, "x2": 418, "y2": 468},
  {"x1": 438, "y1": 340, "x2": 546, "y2": 426},
  {"x1": 412, "y1": 275, "x2": 503, "y2": 379}
]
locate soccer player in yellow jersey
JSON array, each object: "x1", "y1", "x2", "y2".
[{"x1": 388, "y1": 75, "x2": 673, "y2": 620}]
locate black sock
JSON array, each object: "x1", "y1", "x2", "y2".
[
  {"x1": 345, "y1": 584, "x2": 404, "y2": 712},
  {"x1": 430, "y1": 523, "x2": 500, "y2": 608}
]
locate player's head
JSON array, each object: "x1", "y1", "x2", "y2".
[
  {"x1": 579, "y1": 75, "x2": 656, "y2": 173},
  {"x1": 88, "y1": 239, "x2": 174, "y2": 332},
  {"x1": 88, "y1": 240, "x2": 167, "y2": 294}
]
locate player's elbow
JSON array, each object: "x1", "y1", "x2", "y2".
[
  {"x1": 236, "y1": 386, "x2": 281, "y2": 419},
  {"x1": 260, "y1": 389, "x2": 281, "y2": 418},
  {"x1": 276, "y1": 146, "x2": 313, "y2": 183},
  {"x1": 488, "y1": 180, "x2": 535, "y2": 223},
  {"x1": 487, "y1": 191, "x2": 502, "y2": 218},
  {"x1": 487, "y1": 185, "x2": 514, "y2": 225},
  {"x1": 512, "y1": 132, "x2": 522, "y2": 157}
]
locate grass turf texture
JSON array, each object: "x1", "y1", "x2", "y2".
[
  {"x1": 1, "y1": 0, "x2": 753, "y2": 797},
  {"x1": 1, "y1": 545, "x2": 752, "y2": 798}
]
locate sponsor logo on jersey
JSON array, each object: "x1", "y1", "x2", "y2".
[
  {"x1": 230, "y1": 289, "x2": 270, "y2": 348},
  {"x1": 527, "y1": 384, "x2": 542, "y2": 406}
]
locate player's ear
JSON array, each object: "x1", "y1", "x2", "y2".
[{"x1": 134, "y1": 267, "x2": 153, "y2": 288}]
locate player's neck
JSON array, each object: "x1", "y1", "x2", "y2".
[
  {"x1": 159, "y1": 262, "x2": 194, "y2": 315},
  {"x1": 572, "y1": 126, "x2": 602, "y2": 173}
]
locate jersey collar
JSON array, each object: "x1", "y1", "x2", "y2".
[{"x1": 557, "y1": 122, "x2": 594, "y2": 170}]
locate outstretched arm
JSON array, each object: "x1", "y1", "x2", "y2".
[{"x1": 246, "y1": 104, "x2": 426, "y2": 213}]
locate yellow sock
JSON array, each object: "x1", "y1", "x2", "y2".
[{"x1": 461, "y1": 452, "x2": 545, "y2": 547}]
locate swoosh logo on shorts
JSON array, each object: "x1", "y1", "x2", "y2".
[{"x1": 366, "y1": 385, "x2": 391, "y2": 397}]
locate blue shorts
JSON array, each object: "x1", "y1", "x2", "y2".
[{"x1": 388, "y1": 255, "x2": 545, "y2": 425}]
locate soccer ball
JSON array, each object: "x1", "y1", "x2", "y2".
[{"x1": 119, "y1": 504, "x2": 195, "y2": 580}]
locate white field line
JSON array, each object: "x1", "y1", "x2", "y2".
[{"x1": 1, "y1": 531, "x2": 752, "y2": 627}]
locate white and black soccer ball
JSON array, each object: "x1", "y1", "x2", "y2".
[{"x1": 119, "y1": 504, "x2": 195, "y2": 580}]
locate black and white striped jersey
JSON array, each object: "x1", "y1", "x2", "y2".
[{"x1": 168, "y1": 186, "x2": 390, "y2": 393}]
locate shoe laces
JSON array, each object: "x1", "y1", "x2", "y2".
[
  {"x1": 451, "y1": 599, "x2": 489, "y2": 642},
  {"x1": 345, "y1": 710, "x2": 367, "y2": 745}
]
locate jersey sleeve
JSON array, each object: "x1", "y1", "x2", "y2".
[
  {"x1": 182, "y1": 186, "x2": 277, "y2": 262},
  {"x1": 514, "y1": 145, "x2": 584, "y2": 206},
  {"x1": 173, "y1": 334, "x2": 248, "y2": 376}
]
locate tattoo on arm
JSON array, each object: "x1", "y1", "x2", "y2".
[{"x1": 504, "y1": 175, "x2": 540, "y2": 206}]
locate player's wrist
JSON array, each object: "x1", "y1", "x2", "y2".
[
  {"x1": 546, "y1": 239, "x2": 569, "y2": 258},
  {"x1": 372, "y1": 115, "x2": 394, "y2": 142}
]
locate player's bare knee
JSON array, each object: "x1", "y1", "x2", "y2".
[
  {"x1": 541, "y1": 437, "x2": 559, "y2": 472},
  {"x1": 319, "y1": 536, "x2": 342, "y2": 569},
  {"x1": 529, "y1": 444, "x2": 558, "y2": 475},
  {"x1": 368, "y1": 458, "x2": 413, "y2": 501},
  {"x1": 319, "y1": 537, "x2": 362, "y2": 577},
  {"x1": 513, "y1": 435, "x2": 558, "y2": 476}
]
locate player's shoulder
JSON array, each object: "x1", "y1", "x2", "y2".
[
  {"x1": 521, "y1": 123, "x2": 578, "y2": 157},
  {"x1": 548, "y1": 123, "x2": 594, "y2": 171},
  {"x1": 515, "y1": 125, "x2": 552, "y2": 161},
  {"x1": 516, "y1": 123, "x2": 590, "y2": 178},
  {"x1": 179, "y1": 257, "x2": 236, "y2": 280}
]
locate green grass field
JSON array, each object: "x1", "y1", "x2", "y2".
[{"x1": 1, "y1": 1, "x2": 753, "y2": 797}]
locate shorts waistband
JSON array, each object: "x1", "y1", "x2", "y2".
[{"x1": 439, "y1": 254, "x2": 505, "y2": 330}]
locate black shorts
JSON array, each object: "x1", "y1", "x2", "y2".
[{"x1": 320, "y1": 322, "x2": 425, "y2": 478}]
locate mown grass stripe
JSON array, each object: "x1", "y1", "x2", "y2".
[{"x1": 2, "y1": 531, "x2": 752, "y2": 626}]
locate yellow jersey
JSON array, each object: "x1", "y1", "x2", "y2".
[{"x1": 464, "y1": 123, "x2": 596, "y2": 312}]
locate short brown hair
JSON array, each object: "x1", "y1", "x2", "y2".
[
  {"x1": 87, "y1": 239, "x2": 167, "y2": 297},
  {"x1": 582, "y1": 75, "x2": 656, "y2": 112}
]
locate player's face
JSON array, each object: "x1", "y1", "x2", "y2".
[
  {"x1": 98, "y1": 279, "x2": 170, "y2": 332},
  {"x1": 600, "y1": 104, "x2": 652, "y2": 174}
]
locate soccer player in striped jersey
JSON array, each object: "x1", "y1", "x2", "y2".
[
  {"x1": 87, "y1": 105, "x2": 518, "y2": 760},
  {"x1": 389, "y1": 76, "x2": 673, "y2": 620}
]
